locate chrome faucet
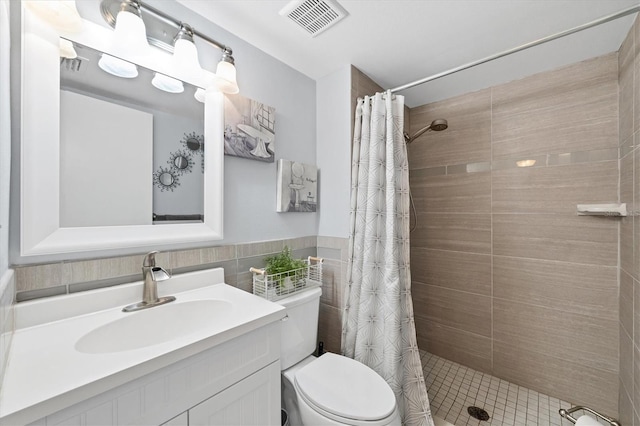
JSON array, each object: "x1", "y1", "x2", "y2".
[{"x1": 123, "y1": 251, "x2": 176, "y2": 312}]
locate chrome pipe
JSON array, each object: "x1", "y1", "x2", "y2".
[{"x1": 390, "y1": 4, "x2": 640, "y2": 93}]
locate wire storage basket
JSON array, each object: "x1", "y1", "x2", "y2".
[{"x1": 251, "y1": 256, "x2": 323, "y2": 301}]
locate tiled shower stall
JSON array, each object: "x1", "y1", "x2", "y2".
[
  {"x1": 407, "y1": 12, "x2": 640, "y2": 424},
  {"x1": 344, "y1": 13, "x2": 640, "y2": 424},
  {"x1": 408, "y1": 52, "x2": 619, "y2": 414}
]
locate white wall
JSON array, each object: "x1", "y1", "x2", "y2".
[
  {"x1": 60, "y1": 90, "x2": 153, "y2": 227},
  {"x1": 219, "y1": 10, "x2": 317, "y2": 244},
  {"x1": 9, "y1": 0, "x2": 318, "y2": 263},
  {"x1": 153, "y1": 111, "x2": 204, "y2": 217},
  {"x1": 316, "y1": 66, "x2": 351, "y2": 237}
]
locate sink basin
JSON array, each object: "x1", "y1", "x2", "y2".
[{"x1": 75, "y1": 299, "x2": 232, "y2": 354}]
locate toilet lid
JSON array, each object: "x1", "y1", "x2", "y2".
[{"x1": 294, "y1": 353, "x2": 397, "y2": 422}]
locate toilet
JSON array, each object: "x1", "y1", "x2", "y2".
[{"x1": 277, "y1": 287, "x2": 401, "y2": 426}]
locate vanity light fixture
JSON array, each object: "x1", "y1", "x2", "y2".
[
  {"x1": 99, "y1": 0, "x2": 240, "y2": 93},
  {"x1": 111, "y1": 0, "x2": 149, "y2": 58},
  {"x1": 195, "y1": 48, "x2": 239, "y2": 101},
  {"x1": 97, "y1": 1, "x2": 149, "y2": 78},
  {"x1": 211, "y1": 48, "x2": 240, "y2": 94},
  {"x1": 152, "y1": 23, "x2": 197, "y2": 94},
  {"x1": 25, "y1": 1, "x2": 82, "y2": 58},
  {"x1": 151, "y1": 72, "x2": 184, "y2": 93},
  {"x1": 59, "y1": 38, "x2": 78, "y2": 59},
  {"x1": 172, "y1": 23, "x2": 202, "y2": 81},
  {"x1": 193, "y1": 50, "x2": 239, "y2": 101},
  {"x1": 98, "y1": 53, "x2": 138, "y2": 78},
  {"x1": 25, "y1": 0, "x2": 83, "y2": 32},
  {"x1": 194, "y1": 88, "x2": 206, "y2": 103}
]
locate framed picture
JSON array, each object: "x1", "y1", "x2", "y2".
[
  {"x1": 223, "y1": 94, "x2": 275, "y2": 163},
  {"x1": 276, "y1": 159, "x2": 317, "y2": 212}
]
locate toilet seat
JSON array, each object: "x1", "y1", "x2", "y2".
[{"x1": 294, "y1": 353, "x2": 397, "y2": 425}]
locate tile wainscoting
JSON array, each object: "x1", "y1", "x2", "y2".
[
  {"x1": 14, "y1": 236, "x2": 317, "y2": 302},
  {"x1": 11, "y1": 235, "x2": 350, "y2": 354}
]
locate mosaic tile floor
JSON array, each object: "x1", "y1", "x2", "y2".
[{"x1": 420, "y1": 351, "x2": 585, "y2": 426}]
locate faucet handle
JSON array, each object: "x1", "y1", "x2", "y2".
[{"x1": 143, "y1": 250, "x2": 159, "y2": 267}]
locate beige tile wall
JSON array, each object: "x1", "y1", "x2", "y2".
[
  {"x1": 409, "y1": 85, "x2": 494, "y2": 376},
  {"x1": 409, "y1": 89, "x2": 491, "y2": 169},
  {"x1": 409, "y1": 52, "x2": 620, "y2": 416},
  {"x1": 619, "y1": 14, "x2": 640, "y2": 426},
  {"x1": 317, "y1": 236, "x2": 349, "y2": 354},
  {"x1": 14, "y1": 236, "x2": 317, "y2": 302}
]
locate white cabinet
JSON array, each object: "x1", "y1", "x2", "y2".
[
  {"x1": 32, "y1": 323, "x2": 281, "y2": 426},
  {"x1": 189, "y1": 362, "x2": 280, "y2": 426},
  {"x1": 162, "y1": 412, "x2": 188, "y2": 426}
]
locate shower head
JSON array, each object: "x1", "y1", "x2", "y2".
[
  {"x1": 429, "y1": 119, "x2": 448, "y2": 132},
  {"x1": 404, "y1": 119, "x2": 448, "y2": 143}
]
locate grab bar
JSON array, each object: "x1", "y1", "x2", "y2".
[{"x1": 559, "y1": 406, "x2": 620, "y2": 426}]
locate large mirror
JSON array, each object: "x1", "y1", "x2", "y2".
[
  {"x1": 59, "y1": 41, "x2": 205, "y2": 227},
  {"x1": 20, "y1": 6, "x2": 224, "y2": 256}
]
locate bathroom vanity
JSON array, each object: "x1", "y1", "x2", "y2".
[{"x1": 0, "y1": 268, "x2": 285, "y2": 425}]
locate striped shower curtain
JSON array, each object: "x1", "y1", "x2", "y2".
[{"x1": 342, "y1": 90, "x2": 434, "y2": 426}]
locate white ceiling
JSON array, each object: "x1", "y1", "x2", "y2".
[{"x1": 176, "y1": 0, "x2": 639, "y2": 107}]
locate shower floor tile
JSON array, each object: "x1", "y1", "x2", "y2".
[{"x1": 420, "y1": 351, "x2": 596, "y2": 426}]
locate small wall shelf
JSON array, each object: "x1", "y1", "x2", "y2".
[{"x1": 576, "y1": 203, "x2": 627, "y2": 217}]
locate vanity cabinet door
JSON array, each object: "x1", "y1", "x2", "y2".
[
  {"x1": 162, "y1": 412, "x2": 188, "y2": 426},
  {"x1": 188, "y1": 362, "x2": 280, "y2": 426}
]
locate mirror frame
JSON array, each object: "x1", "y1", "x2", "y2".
[{"x1": 20, "y1": 6, "x2": 224, "y2": 257}]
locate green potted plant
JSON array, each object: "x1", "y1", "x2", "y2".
[{"x1": 264, "y1": 246, "x2": 307, "y2": 292}]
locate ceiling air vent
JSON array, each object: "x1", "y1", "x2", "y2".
[{"x1": 279, "y1": 0, "x2": 348, "y2": 37}]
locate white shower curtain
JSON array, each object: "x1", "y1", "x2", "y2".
[{"x1": 342, "y1": 91, "x2": 434, "y2": 426}]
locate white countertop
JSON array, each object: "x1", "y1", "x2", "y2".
[{"x1": 0, "y1": 268, "x2": 285, "y2": 425}]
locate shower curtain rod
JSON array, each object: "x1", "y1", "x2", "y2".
[{"x1": 389, "y1": 4, "x2": 640, "y2": 93}]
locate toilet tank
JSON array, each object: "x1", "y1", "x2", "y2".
[{"x1": 277, "y1": 287, "x2": 322, "y2": 370}]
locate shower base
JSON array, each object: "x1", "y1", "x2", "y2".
[{"x1": 420, "y1": 351, "x2": 577, "y2": 426}]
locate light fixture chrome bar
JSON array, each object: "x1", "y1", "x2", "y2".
[
  {"x1": 390, "y1": 4, "x2": 640, "y2": 93},
  {"x1": 174, "y1": 23, "x2": 195, "y2": 44},
  {"x1": 138, "y1": 1, "x2": 230, "y2": 52},
  {"x1": 100, "y1": 0, "x2": 233, "y2": 55}
]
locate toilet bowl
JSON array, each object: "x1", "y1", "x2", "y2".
[
  {"x1": 283, "y1": 353, "x2": 401, "y2": 426},
  {"x1": 277, "y1": 287, "x2": 400, "y2": 426}
]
